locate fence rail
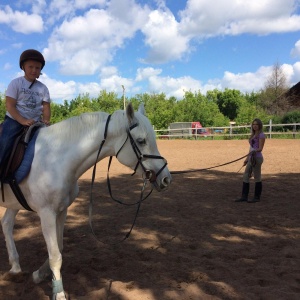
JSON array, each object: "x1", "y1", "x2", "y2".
[{"x1": 155, "y1": 122, "x2": 300, "y2": 139}]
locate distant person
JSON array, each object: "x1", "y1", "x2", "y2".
[
  {"x1": 0, "y1": 49, "x2": 51, "y2": 174},
  {"x1": 235, "y1": 118, "x2": 265, "y2": 203}
]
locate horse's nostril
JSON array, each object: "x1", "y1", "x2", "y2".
[{"x1": 161, "y1": 176, "x2": 171, "y2": 187}]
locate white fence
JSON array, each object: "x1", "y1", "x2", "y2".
[{"x1": 155, "y1": 121, "x2": 300, "y2": 139}]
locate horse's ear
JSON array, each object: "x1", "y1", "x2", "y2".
[
  {"x1": 126, "y1": 102, "x2": 135, "y2": 122},
  {"x1": 138, "y1": 103, "x2": 146, "y2": 116}
]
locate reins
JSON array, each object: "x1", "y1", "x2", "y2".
[
  {"x1": 170, "y1": 153, "x2": 249, "y2": 175},
  {"x1": 89, "y1": 114, "x2": 168, "y2": 244}
]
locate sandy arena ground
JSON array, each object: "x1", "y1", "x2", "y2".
[{"x1": 0, "y1": 139, "x2": 299, "y2": 300}]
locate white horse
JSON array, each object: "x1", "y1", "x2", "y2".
[{"x1": 0, "y1": 103, "x2": 171, "y2": 300}]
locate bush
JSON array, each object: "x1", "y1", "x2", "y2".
[{"x1": 281, "y1": 110, "x2": 300, "y2": 130}]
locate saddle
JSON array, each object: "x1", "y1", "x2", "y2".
[
  {"x1": 0, "y1": 122, "x2": 45, "y2": 211},
  {"x1": 0, "y1": 122, "x2": 44, "y2": 181}
]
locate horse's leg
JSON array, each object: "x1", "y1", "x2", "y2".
[
  {"x1": 33, "y1": 208, "x2": 67, "y2": 284},
  {"x1": 32, "y1": 258, "x2": 50, "y2": 283},
  {"x1": 39, "y1": 209, "x2": 66, "y2": 300},
  {"x1": 1, "y1": 208, "x2": 21, "y2": 273},
  {"x1": 56, "y1": 208, "x2": 67, "y2": 251}
]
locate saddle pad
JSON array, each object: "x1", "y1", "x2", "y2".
[{"x1": 14, "y1": 130, "x2": 39, "y2": 183}]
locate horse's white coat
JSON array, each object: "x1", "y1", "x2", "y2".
[{"x1": 0, "y1": 103, "x2": 171, "y2": 300}]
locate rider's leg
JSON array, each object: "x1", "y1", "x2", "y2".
[{"x1": 0, "y1": 116, "x2": 24, "y2": 175}]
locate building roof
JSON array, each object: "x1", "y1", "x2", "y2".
[{"x1": 285, "y1": 81, "x2": 300, "y2": 107}]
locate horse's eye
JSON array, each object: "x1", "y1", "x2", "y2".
[{"x1": 137, "y1": 138, "x2": 146, "y2": 146}]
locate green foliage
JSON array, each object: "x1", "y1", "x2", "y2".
[
  {"x1": 244, "y1": 91, "x2": 260, "y2": 106},
  {"x1": 174, "y1": 91, "x2": 229, "y2": 127},
  {"x1": 0, "y1": 93, "x2": 5, "y2": 122},
  {"x1": 215, "y1": 88, "x2": 244, "y2": 120},
  {"x1": 235, "y1": 101, "x2": 270, "y2": 126},
  {"x1": 1, "y1": 86, "x2": 297, "y2": 131},
  {"x1": 281, "y1": 110, "x2": 300, "y2": 130},
  {"x1": 92, "y1": 90, "x2": 122, "y2": 113},
  {"x1": 144, "y1": 93, "x2": 176, "y2": 129},
  {"x1": 281, "y1": 110, "x2": 300, "y2": 124}
]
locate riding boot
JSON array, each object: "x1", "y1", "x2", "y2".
[
  {"x1": 248, "y1": 182, "x2": 262, "y2": 203},
  {"x1": 235, "y1": 182, "x2": 249, "y2": 202}
]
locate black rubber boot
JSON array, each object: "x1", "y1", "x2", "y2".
[
  {"x1": 235, "y1": 182, "x2": 249, "y2": 202},
  {"x1": 248, "y1": 182, "x2": 262, "y2": 203}
]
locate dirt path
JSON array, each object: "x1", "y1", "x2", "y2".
[{"x1": 1, "y1": 139, "x2": 299, "y2": 300}]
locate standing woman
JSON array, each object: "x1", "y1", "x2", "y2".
[{"x1": 235, "y1": 118, "x2": 266, "y2": 203}]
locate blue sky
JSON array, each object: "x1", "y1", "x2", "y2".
[{"x1": 0, "y1": 0, "x2": 300, "y2": 103}]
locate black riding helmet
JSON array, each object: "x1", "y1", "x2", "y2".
[{"x1": 19, "y1": 49, "x2": 45, "y2": 70}]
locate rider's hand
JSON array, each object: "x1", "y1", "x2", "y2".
[
  {"x1": 43, "y1": 120, "x2": 51, "y2": 126},
  {"x1": 21, "y1": 118, "x2": 35, "y2": 126}
]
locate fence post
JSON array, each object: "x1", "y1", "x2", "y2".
[
  {"x1": 293, "y1": 123, "x2": 296, "y2": 139},
  {"x1": 269, "y1": 119, "x2": 272, "y2": 139},
  {"x1": 229, "y1": 121, "x2": 235, "y2": 139}
]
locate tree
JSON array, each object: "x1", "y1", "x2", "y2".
[
  {"x1": 174, "y1": 91, "x2": 229, "y2": 127},
  {"x1": 93, "y1": 90, "x2": 121, "y2": 113},
  {"x1": 141, "y1": 93, "x2": 176, "y2": 129},
  {"x1": 235, "y1": 101, "x2": 270, "y2": 126},
  {"x1": 0, "y1": 93, "x2": 5, "y2": 122},
  {"x1": 258, "y1": 62, "x2": 289, "y2": 115},
  {"x1": 215, "y1": 89, "x2": 244, "y2": 121},
  {"x1": 281, "y1": 110, "x2": 300, "y2": 130}
]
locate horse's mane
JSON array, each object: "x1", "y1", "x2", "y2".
[
  {"x1": 42, "y1": 111, "x2": 110, "y2": 146},
  {"x1": 41, "y1": 108, "x2": 153, "y2": 147}
]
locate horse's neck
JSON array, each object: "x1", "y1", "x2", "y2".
[{"x1": 39, "y1": 112, "x2": 119, "y2": 176}]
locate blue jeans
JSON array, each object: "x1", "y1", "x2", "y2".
[{"x1": 0, "y1": 116, "x2": 24, "y2": 167}]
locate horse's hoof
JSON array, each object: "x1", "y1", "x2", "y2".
[
  {"x1": 32, "y1": 270, "x2": 42, "y2": 284},
  {"x1": 53, "y1": 291, "x2": 67, "y2": 300}
]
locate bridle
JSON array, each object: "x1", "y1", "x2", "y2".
[
  {"x1": 116, "y1": 122, "x2": 168, "y2": 183},
  {"x1": 89, "y1": 113, "x2": 168, "y2": 243}
]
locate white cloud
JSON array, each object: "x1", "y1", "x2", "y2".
[
  {"x1": 99, "y1": 65, "x2": 134, "y2": 93},
  {"x1": 77, "y1": 82, "x2": 102, "y2": 97},
  {"x1": 3, "y1": 63, "x2": 12, "y2": 71},
  {"x1": 44, "y1": 2, "x2": 149, "y2": 75},
  {"x1": 100, "y1": 66, "x2": 119, "y2": 77},
  {"x1": 141, "y1": 9, "x2": 190, "y2": 63},
  {"x1": 0, "y1": 5, "x2": 43, "y2": 34},
  {"x1": 100, "y1": 75, "x2": 134, "y2": 94},
  {"x1": 30, "y1": 0, "x2": 47, "y2": 15},
  {"x1": 44, "y1": 0, "x2": 106, "y2": 25},
  {"x1": 41, "y1": 59, "x2": 300, "y2": 104},
  {"x1": 179, "y1": 0, "x2": 300, "y2": 37},
  {"x1": 138, "y1": 0, "x2": 300, "y2": 64},
  {"x1": 291, "y1": 40, "x2": 300, "y2": 58},
  {"x1": 39, "y1": 73, "x2": 77, "y2": 101},
  {"x1": 136, "y1": 67, "x2": 162, "y2": 81},
  {"x1": 74, "y1": 0, "x2": 105, "y2": 10},
  {"x1": 220, "y1": 67, "x2": 272, "y2": 92},
  {"x1": 281, "y1": 63, "x2": 294, "y2": 83},
  {"x1": 287, "y1": 62, "x2": 300, "y2": 85},
  {"x1": 147, "y1": 74, "x2": 202, "y2": 98}
]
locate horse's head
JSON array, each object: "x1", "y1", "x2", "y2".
[{"x1": 115, "y1": 103, "x2": 171, "y2": 191}]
